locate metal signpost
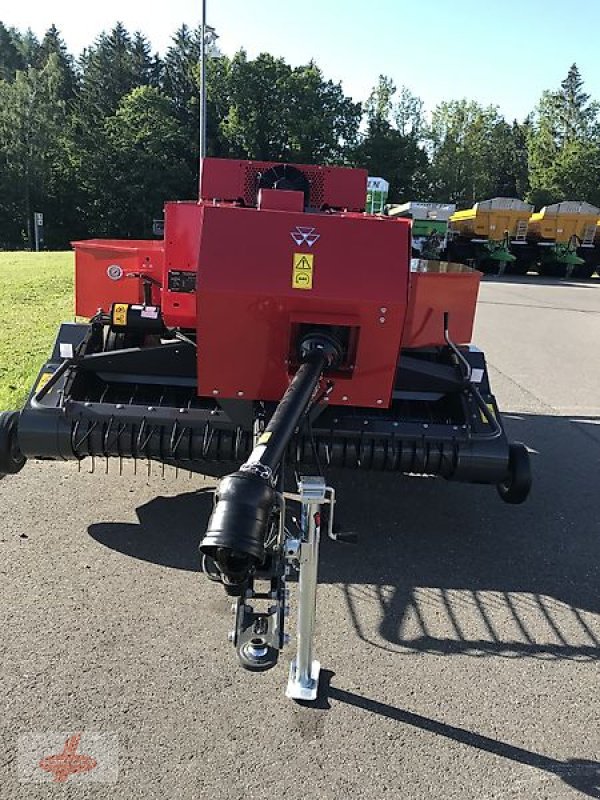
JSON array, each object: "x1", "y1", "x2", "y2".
[{"x1": 33, "y1": 212, "x2": 44, "y2": 252}]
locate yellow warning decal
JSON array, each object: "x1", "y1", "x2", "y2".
[
  {"x1": 257, "y1": 431, "x2": 272, "y2": 445},
  {"x1": 480, "y1": 403, "x2": 496, "y2": 424},
  {"x1": 292, "y1": 253, "x2": 314, "y2": 290},
  {"x1": 112, "y1": 303, "x2": 129, "y2": 326},
  {"x1": 36, "y1": 372, "x2": 54, "y2": 392}
]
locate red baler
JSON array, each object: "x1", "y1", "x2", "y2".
[{"x1": 0, "y1": 158, "x2": 531, "y2": 701}]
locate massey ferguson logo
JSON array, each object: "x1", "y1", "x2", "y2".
[{"x1": 290, "y1": 226, "x2": 320, "y2": 247}]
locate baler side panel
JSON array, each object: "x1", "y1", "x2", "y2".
[
  {"x1": 73, "y1": 240, "x2": 164, "y2": 318},
  {"x1": 404, "y1": 267, "x2": 482, "y2": 348}
]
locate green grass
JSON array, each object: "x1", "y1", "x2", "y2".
[{"x1": 0, "y1": 252, "x2": 74, "y2": 410}]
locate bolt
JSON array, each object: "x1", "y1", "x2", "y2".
[
  {"x1": 179, "y1": 408, "x2": 188, "y2": 414},
  {"x1": 380, "y1": 307, "x2": 387, "y2": 313},
  {"x1": 227, "y1": 631, "x2": 235, "y2": 642},
  {"x1": 364, "y1": 420, "x2": 369, "y2": 425},
  {"x1": 237, "y1": 391, "x2": 244, "y2": 397},
  {"x1": 116, "y1": 403, "x2": 124, "y2": 410},
  {"x1": 376, "y1": 399, "x2": 383, "y2": 405},
  {"x1": 231, "y1": 603, "x2": 237, "y2": 612},
  {"x1": 148, "y1": 406, "x2": 155, "y2": 412},
  {"x1": 212, "y1": 389, "x2": 219, "y2": 395},
  {"x1": 393, "y1": 421, "x2": 399, "y2": 427},
  {"x1": 379, "y1": 317, "x2": 386, "y2": 323},
  {"x1": 84, "y1": 402, "x2": 91, "y2": 407},
  {"x1": 341, "y1": 395, "x2": 349, "y2": 402},
  {"x1": 283, "y1": 634, "x2": 291, "y2": 645}
]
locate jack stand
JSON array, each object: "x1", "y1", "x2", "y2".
[{"x1": 285, "y1": 476, "x2": 326, "y2": 702}]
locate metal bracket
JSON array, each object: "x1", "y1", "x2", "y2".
[
  {"x1": 232, "y1": 572, "x2": 286, "y2": 672},
  {"x1": 285, "y1": 475, "x2": 326, "y2": 702}
]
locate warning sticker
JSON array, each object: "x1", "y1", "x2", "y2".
[
  {"x1": 292, "y1": 253, "x2": 314, "y2": 290},
  {"x1": 480, "y1": 402, "x2": 496, "y2": 424},
  {"x1": 257, "y1": 431, "x2": 272, "y2": 445},
  {"x1": 36, "y1": 372, "x2": 54, "y2": 393},
  {"x1": 112, "y1": 303, "x2": 129, "y2": 326}
]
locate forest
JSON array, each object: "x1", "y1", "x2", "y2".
[{"x1": 1, "y1": 20, "x2": 599, "y2": 248}]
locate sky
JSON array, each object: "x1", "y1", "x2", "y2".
[{"x1": 2, "y1": 0, "x2": 600, "y2": 121}]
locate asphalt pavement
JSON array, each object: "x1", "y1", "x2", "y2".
[{"x1": 1, "y1": 276, "x2": 600, "y2": 799}]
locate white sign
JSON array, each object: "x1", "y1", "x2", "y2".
[{"x1": 367, "y1": 177, "x2": 390, "y2": 192}]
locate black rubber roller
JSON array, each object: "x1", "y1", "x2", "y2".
[
  {"x1": 0, "y1": 411, "x2": 26, "y2": 477},
  {"x1": 497, "y1": 442, "x2": 532, "y2": 504}
]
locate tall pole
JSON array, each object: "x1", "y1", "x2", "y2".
[{"x1": 199, "y1": 0, "x2": 207, "y2": 166}]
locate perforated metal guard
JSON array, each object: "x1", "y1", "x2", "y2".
[{"x1": 243, "y1": 164, "x2": 325, "y2": 208}]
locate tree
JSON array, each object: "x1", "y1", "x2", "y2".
[
  {"x1": 131, "y1": 31, "x2": 161, "y2": 89},
  {"x1": 527, "y1": 64, "x2": 600, "y2": 206},
  {"x1": 222, "y1": 51, "x2": 293, "y2": 160},
  {"x1": 283, "y1": 62, "x2": 360, "y2": 163},
  {"x1": 508, "y1": 119, "x2": 531, "y2": 200},
  {"x1": 162, "y1": 25, "x2": 230, "y2": 170},
  {"x1": 357, "y1": 75, "x2": 428, "y2": 201},
  {"x1": 98, "y1": 86, "x2": 195, "y2": 237},
  {"x1": 394, "y1": 86, "x2": 425, "y2": 139},
  {"x1": 79, "y1": 23, "x2": 155, "y2": 118},
  {"x1": 427, "y1": 100, "x2": 519, "y2": 204},
  {"x1": 0, "y1": 55, "x2": 70, "y2": 247},
  {"x1": 36, "y1": 25, "x2": 77, "y2": 101},
  {"x1": 221, "y1": 51, "x2": 360, "y2": 163},
  {"x1": 16, "y1": 28, "x2": 40, "y2": 69},
  {"x1": 0, "y1": 22, "x2": 25, "y2": 81}
]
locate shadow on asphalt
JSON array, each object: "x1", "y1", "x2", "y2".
[
  {"x1": 88, "y1": 413, "x2": 600, "y2": 664},
  {"x1": 88, "y1": 413, "x2": 600, "y2": 796},
  {"x1": 313, "y1": 671, "x2": 600, "y2": 798}
]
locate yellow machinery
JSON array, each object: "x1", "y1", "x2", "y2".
[
  {"x1": 527, "y1": 201, "x2": 600, "y2": 278},
  {"x1": 447, "y1": 198, "x2": 534, "y2": 274}
]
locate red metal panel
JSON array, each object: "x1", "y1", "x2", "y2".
[
  {"x1": 199, "y1": 159, "x2": 249, "y2": 203},
  {"x1": 161, "y1": 202, "x2": 203, "y2": 328},
  {"x1": 258, "y1": 189, "x2": 304, "y2": 213},
  {"x1": 403, "y1": 264, "x2": 481, "y2": 347},
  {"x1": 196, "y1": 205, "x2": 410, "y2": 408},
  {"x1": 322, "y1": 167, "x2": 368, "y2": 211},
  {"x1": 73, "y1": 239, "x2": 163, "y2": 318},
  {"x1": 199, "y1": 158, "x2": 367, "y2": 211}
]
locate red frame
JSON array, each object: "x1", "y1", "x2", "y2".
[{"x1": 195, "y1": 204, "x2": 411, "y2": 408}]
